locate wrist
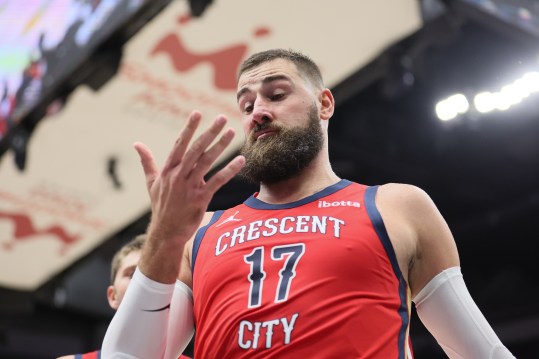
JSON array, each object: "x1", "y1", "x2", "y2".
[{"x1": 139, "y1": 232, "x2": 189, "y2": 284}]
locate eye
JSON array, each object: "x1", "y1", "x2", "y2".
[
  {"x1": 125, "y1": 269, "x2": 135, "y2": 279},
  {"x1": 270, "y1": 92, "x2": 285, "y2": 101},
  {"x1": 242, "y1": 102, "x2": 253, "y2": 114}
]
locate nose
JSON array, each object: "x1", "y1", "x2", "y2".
[{"x1": 251, "y1": 98, "x2": 273, "y2": 126}]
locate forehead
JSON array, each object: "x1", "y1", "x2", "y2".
[
  {"x1": 237, "y1": 59, "x2": 302, "y2": 90},
  {"x1": 118, "y1": 250, "x2": 141, "y2": 272}
]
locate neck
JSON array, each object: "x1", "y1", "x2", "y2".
[{"x1": 256, "y1": 151, "x2": 340, "y2": 204}]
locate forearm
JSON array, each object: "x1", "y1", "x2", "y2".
[
  {"x1": 413, "y1": 267, "x2": 514, "y2": 359},
  {"x1": 139, "y1": 230, "x2": 188, "y2": 284},
  {"x1": 164, "y1": 280, "x2": 195, "y2": 358}
]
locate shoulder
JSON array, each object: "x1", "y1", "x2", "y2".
[
  {"x1": 377, "y1": 182, "x2": 432, "y2": 205},
  {"x1": 377, "y1": 183, "x2": 459, "y2": 295},
  {"x1": 376, "y1": 183, "x2": 439, "y2": 221},
  {"x1": 186, "y1": 211, "x2": 215, "y2": 246},
  {"x1": 376, "y1": 182, "x2": 447, "y2": 237},
  {"x1": 201, "y1": 211, "x2": 217, "y2": 226},
  {"x1": 180, "y1": 211, "x2": 215, "y2": 287}
]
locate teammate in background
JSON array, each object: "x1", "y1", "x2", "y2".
[
  {"x1": 57, "y1": 235, "x2": 191, "y2": 359},
  {"x1": 102, "y1": 49, "x2": 515, "y2": 358}
]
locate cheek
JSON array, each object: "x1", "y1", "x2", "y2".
[
  {"x1": 116, "y1": 281, "x2": 130, "y2": 299},
  {"x1": 283, "y1": 100, "x2": 310, "y2": 117},
  {"x1": 241, "y1": 118, "x2": 252, "y2": 136}
]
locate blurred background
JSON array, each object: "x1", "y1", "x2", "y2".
[{"x1": 1, "y1": 0, "x2": 538, "y2": 357}]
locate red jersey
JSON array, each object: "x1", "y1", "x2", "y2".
[
  {"x1": 192, "y1": 180, "x2": 413, "y2": 358},
  {"x1": 74, "y1": 351, "x2": 100, "y2": 359}
]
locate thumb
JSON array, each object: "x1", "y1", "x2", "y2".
[{"x1": 134, "y1": 142, "x2": 158, "y2": 191}]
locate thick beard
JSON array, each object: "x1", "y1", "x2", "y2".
[{"x1": 239, "y1": 105, "x2": 324, "y2": 185}]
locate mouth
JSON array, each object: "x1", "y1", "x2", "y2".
[{"x1": 255, "y1": 129, "x2": 278, "y2": 140}]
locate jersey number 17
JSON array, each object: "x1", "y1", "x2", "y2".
[{"x1": 244, "y1": 243, "x2": 306, "y2": 308}]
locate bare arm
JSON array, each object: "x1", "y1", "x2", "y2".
[
  {"x1": 378, "y1": 183, "x2": 514, "y2": 358},
  {"x1": 377, "y1": 183, "x2": 459, "y2": 296},
  {"x1": 102, "y1": 111, "x2": 244, "y2": 358}
]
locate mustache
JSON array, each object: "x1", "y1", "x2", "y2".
[
  {"x1": 250, "y1": 122, "x2": 282, "y2": 139},
  {"x1": 254, "y1": 122, "x2": 278, "y2": 132}
]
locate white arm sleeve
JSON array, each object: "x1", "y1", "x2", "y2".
[
  {"x1": 413, "y1": 266, "x2": 515, "y2": 359},
  {"x1": 101, "y1": 267, "x2": 194, "y2": 359},
  {"x1": 164, "y1": 280, "x2": 195, "y2": 359}
]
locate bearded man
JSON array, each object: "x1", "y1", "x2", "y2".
[{"x1": 102, "y1": 49, "x2": 514, "y2": 359}]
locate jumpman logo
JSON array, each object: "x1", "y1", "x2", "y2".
[{"x1": 216, "y1": 211, "x2": 242, "y2": 227}]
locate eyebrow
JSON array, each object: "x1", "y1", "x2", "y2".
[
  {"x1": 236, "y1": 74, "x2": 292, "y2": 102},
  {"x1": 121, "y1": 265, "x2": 137, "y2": 274}
]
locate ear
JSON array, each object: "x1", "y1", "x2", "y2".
[
  {"x1": 107, "y1": 285, "x2": 119, "y2": 310},
  {"x1": 319, "y1": 88, "x2": 335, "y2": 121}
]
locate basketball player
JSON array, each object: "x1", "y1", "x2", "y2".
[
  {"x1": 102, "y1": 49, "x2": 515, "y2": 358},
  {"x1": 57, "y1": 235, "x2": 191, "y2": 359}
]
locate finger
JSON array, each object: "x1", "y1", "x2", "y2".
[
  {"x1": 180, "y1": 115, "x2": 228, "y2": 176},
  {"x1": 205, "y1": 155, "x2": 245, "y2": 194},
  {"x1": 189, "y1": 127, "x2": 236, "y2": 180},
  {"x1": 164, "y1": 111, "x2": 202, "y2": 171},
  {"x1": 134, "y1": 142, "x2": 159, "y2": 191}
]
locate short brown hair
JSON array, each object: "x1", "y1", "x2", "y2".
[
  {"x1": 238, "y1": 49, "x2": 324, "y2": 89},
  {"x1": 110, "y1": 234, "x2": 146, "y2": 284}
]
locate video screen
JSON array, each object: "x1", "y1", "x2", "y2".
[
  {"x1": 460, "y1": 0, "x2": 539, "y2": 37},
  {"x1": 0, "y1": 0, "x2": 146, "y2": 143}
]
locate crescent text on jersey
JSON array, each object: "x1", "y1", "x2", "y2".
[{"x1": 215, "y1": 216, "x2": 345, "y2": 256}]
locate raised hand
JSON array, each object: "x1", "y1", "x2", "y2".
[{"x1": 135, "y1": 111, "x2": 245, "y2": 282}]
